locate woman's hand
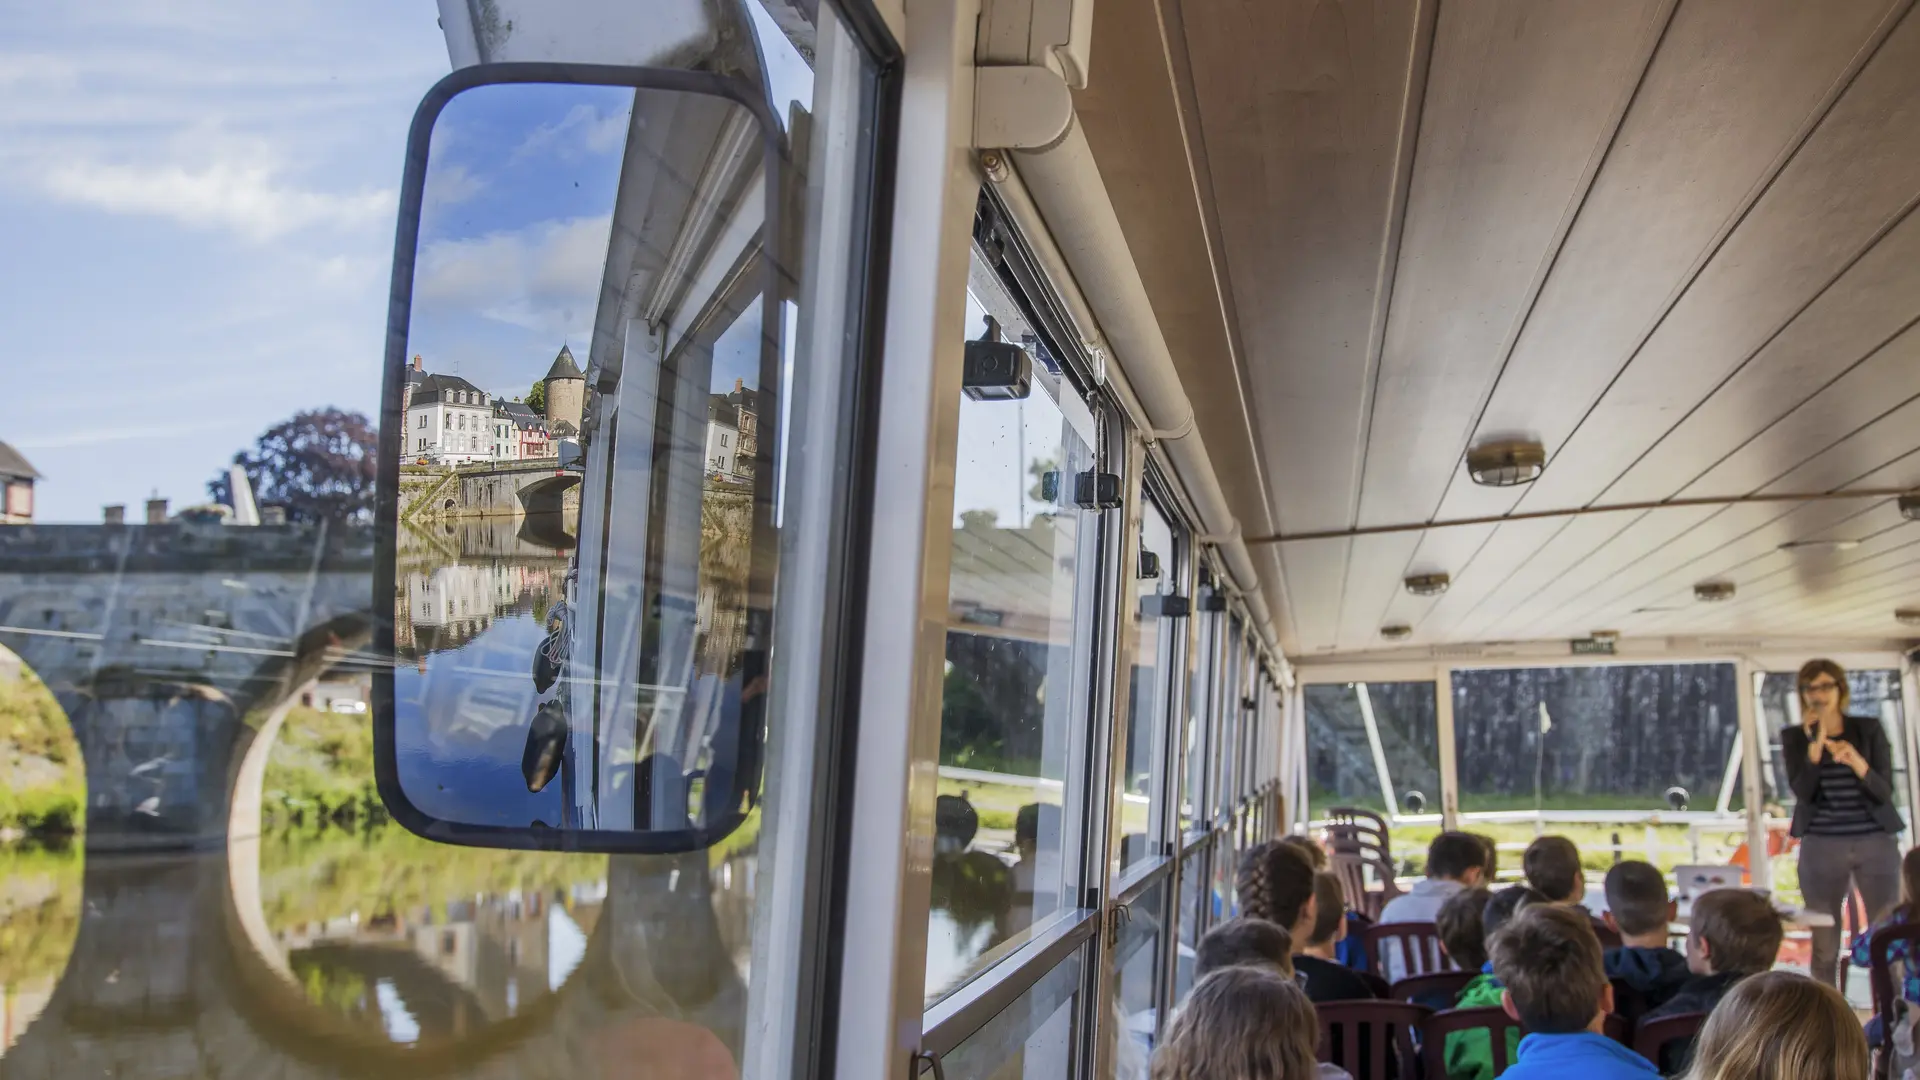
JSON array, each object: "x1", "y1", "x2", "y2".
[
  {"x1": 1828, "y1": 738, "x2": 1869, "y2": 779},
  {"x1": 1807, "y1": 727, "x2": 1827, "y2": 764}
]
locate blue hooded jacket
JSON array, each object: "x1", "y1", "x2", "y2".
[
  {"x1": 1604, "y1": 944, "x2": 1690, "y2": 1009},
  {"x1": 1500, "y1": 1032, "x2": 1660, "y2": 1080}
]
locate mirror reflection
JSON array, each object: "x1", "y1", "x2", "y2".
[{"x1": 386, "y1": 79, "x2": 777, "y2": 847}]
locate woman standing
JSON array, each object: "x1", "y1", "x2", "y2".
[{"x1": 1782, "y1": 658, "x2": 1904, "y2": 986}]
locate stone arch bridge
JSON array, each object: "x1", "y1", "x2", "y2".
[{"x1": 0, "y1": 523, "x2": 747, "y2": 1078}]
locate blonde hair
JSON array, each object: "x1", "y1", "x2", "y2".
[
  {"x1": 1153, "y1": 966, "x2": 1319, "y2": 1080},
  {"x1": 1681, "y1": 971, "x2": 1866, "y2": 1080}
]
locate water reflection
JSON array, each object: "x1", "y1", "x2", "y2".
[
  {"x1": 259, "y1": 826, "x2": 607, "y2": 1046},
  {"x1": 392, "y1": 516, "x2": 574, "y2": 827}
]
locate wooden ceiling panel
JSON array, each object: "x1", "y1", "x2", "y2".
[
  {"x1": 1514, "y1": 6, "x2": 1920, "y2": 514},
  {"x1": 1518, "y1": 498, "x2": 1886, "y2": 635},
  {"x1": 1489, "y1": 318, "x2": 1920, "y2": 631},
  {"x1": 1333, "y1": 532, "x2": 1425, "y2": 649},
  {"x1": 1426, "y1": 0, "x2": 1895, "y2": 527},
  {"x1": 1371, "y1": 521, "x2": 1498, "y2": 635},
  {"x1": 1354, "y1": 0, "x2": 1663, "y2": 529},
  {"x1": 1602, "y1": 208, "x2": 1920, "y2": 505},
  {"x1": 1409, "y1": 515, "x2": 1594, "y2": 640},
  {"x1": 1679, "y1": 324, "x2": 1920, "y2": 498},
  {"x1": 1281, "y1": 537, "x2": 1355, "y2": 655},
  {"x1": 1181, "y1": 0, "x2": 1425, "y2": 536}
]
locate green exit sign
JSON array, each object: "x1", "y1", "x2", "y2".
[{"x1": 1570, "y1": 638, "x2": 1616, "y2": 656}]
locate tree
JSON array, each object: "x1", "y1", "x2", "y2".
[
  {"x1": 209, "y1": 408, "x2": 377, "y2": 524},
  {"x1": 526, "y1": 379, "x2": 546, "y2": 415}
]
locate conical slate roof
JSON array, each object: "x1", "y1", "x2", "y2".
[{"x1": 544, "y1": 344, "x2": 584, "y2": 382}]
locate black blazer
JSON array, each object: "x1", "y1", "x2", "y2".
[{"x1": 1781, "y1": 714, "x2": 1903, "y2": 837}]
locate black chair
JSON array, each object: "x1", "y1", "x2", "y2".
[
  {"x1": 1390, "y1": 969, "x2": 1478, "y2": 1011},
  {"x1": 1365, "y1": 920, "x2": 1454, "y2": 980},
  {"x1": 1868, "y1": 922, "x2": 1920, "y2": 1080},
  {"x1": 1608, "y1": 977, "x2": 1652, "y2": 1024},
  {"x1": 1317, "y1": 1000, "x2": 1430, "y2": 1080},
  {"x1": 1634, "y1": 1012, "x2": 1707, "y2": 1076},
  {"x1": 1421, "y1": 1006, "x2": 1525, "y2": 1078}
]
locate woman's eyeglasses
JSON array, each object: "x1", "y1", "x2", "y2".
[{"x1": 1803, "y1": 680, "x2": 1841, "y2": 693}]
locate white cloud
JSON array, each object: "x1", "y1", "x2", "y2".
[
  {"x1": 414, "y1": 214, "x2": 612, "y2": 339},
  {"x1": 510, "y1": 103, "x2": 630, "y2": 164},
  {"x1": 423, "y1": 162, "x2": 484, "y2": 209},
  {"x1": 38, "y1": 155, "x2": 393, "y2": 242}
]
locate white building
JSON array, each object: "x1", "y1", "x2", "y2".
[
  {"x1": 405, "y1": 373, "x2": 495, "y2": 465},
  {"x1": 705, "y1": 406, "x2": 739, "y2": 477},
  {"x1": 490, "y1": 401, "x2": 520, "y2": 462}
]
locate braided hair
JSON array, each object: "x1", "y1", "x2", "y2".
[{"x1": 1236, "y1": 841, "x2": 1317, "y2": 931}]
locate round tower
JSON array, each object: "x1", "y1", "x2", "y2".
[{"x1": 542, "y1": 344, "x2": 586, "y2": 435}]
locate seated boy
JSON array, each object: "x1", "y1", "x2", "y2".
[
  {"x1": 1601, "y1": 860, "x2": 1688, "y2": 1015},
  {"x1": 1646, "y1": 887, "x2": 1784, "y2": 1020},
  {"x1": 1523, "y1": 835, "x2": 1587, "y2": 906},
  {"x1": 1293, "y1": 871, "x2": 1379, "y2": 1002},
  {"x1": 1193, "y1": 916, "x2": 1294, "y2": 980},
  {"x1": 1446, "y1": 885, "x2": 1543, "y2": 1080},
  {"x1": 1378, "y1": 831, "x2": 1490, "y2": 981},
  {"x1": 1426, "y1": 886, "x2": 1491, "y2": 1008},
  {"x1": 1489, "y1": 904, "x2": 1660, "y2": 1079}
]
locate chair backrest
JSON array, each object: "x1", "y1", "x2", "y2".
[
  {"x1": 1633, "y1": 1011, "x2": 1707, "y2": 1074},
  {"x1": 1325, "y1": 806, "x2": 1390, "y2": 834},
  {"x1": 1608, "y1": 977, "x2": 1651, "y2": 1024},
  {"x1": 1869, "y1": 922, "x2": 1920, "y2": 1080},
  {"x1": 1365, "y1": 921, "x2": 1454, "y2": 979},
  {"x1": 1420, "y1": 1007, "x2": 1525, "y2": 1078},
  {"x1": 1316, "y1": 999, "x2": 1431, "y2": 1080},
  {"x1": 1331, "y1": 849, "x2": 1404, "y2": 920},
  {"x1": 1389, "y1": 969, "x2": 1477, "y2": 1008}
]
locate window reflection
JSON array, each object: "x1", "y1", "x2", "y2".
[
  {"x1": 1306, "y1": 681, "x2": 1440, "y2": 821},
  {"x1": 1179, "y1": 609, "x2": 1217, "y2": 834},
  {"x1": 928, "y1": 948, "x2": 1083, "y2": 1080},
  {"x1": 925, "y1": 288, "x2": 1098, "y2": 1003},
  {"x1": 1114, "y1": 879, "x2": 1167, "y2": 1056},
  {"x1": 1119, "y1": 499, "x2": 1177, "y2": 871}
]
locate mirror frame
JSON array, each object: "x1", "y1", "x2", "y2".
[{"x1": 371, "y1": 62, "x2": 786, "y2": 853}]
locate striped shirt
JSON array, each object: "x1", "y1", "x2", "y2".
[{"x1": 1807, "y1": 759, "x2": 1880, "y2": 835}]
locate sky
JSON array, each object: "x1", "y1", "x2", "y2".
[
  {"x1": 1, "y1": 1, "x2": 814, "y2": 525},
  {"x1": 0, "y1": 2, "x2": 451, "y2": 523}
]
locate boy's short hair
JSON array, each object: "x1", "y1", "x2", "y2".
[
  {"x1": 1471, "y1": 833, "x2": 1499, "y2": 879},
  {"x1": 1523, "y1": 836, "x2": 1584, "y2": 902},
  {"x1": 1482, "y1": 884, "x2": 1545, "y2": 941},
  {"x1": 1489, "y1": 904, "x2": 1607, "y2": 1033},
  {"x1": 1307, "y1": 872, "x2": 1347, "y2": 946},
  {"x1": 1690, "y1": 889, "x2": 1784, "y2": 975},
  {"x1": 1437, "y1": 886, "x2": 1493, "y2": 971},
  {"x1": 1603, "y1": 861, "x2": 1673, "y2": 937},
  {"x1": 1428, "y1": 831, "x2": 1491, "y2": 881},
  {"x1": 1277, "y1": 833, "x2": 1329, "y2": 870},
  {"x1": 1195, "y1": 917, "x2": 1294, "y2": 980}
]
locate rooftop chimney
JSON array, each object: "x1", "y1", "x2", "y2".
[
  {"x1": 734, "y1": 377, "x2": 743, "y2": 393},
  {"x1": 146, "y1": 498, "x2": 168, "y2": 524},
  {"x1": 103, "y1": 504, "x2": 125, "y2": 525},
  {"x1": 413, "y1": 354, "x2": 424, "y2": 372}
]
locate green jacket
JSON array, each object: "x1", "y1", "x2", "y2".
[{"x1": 1445, "y1": 973, "x2": 1520, "y2": 1080}]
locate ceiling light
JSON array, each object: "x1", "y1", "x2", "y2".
[
  {"x1": 1694, "y1": 581, "x2": 1736, "y2": 603},
  {"x1": 1778, "y1": 539, "x2": 1861, "y2": 552},
  {"x1": 1896, "y1": 608, "x2": 1920, "y2": 627},
  {"x1": 1380, "y1": 624, "x2": 1412, "y2": 641},
  {"x1": 1901, "y1": 492, "x2": 1920, "y2": 522},
  {"x1": 1466, "y1": 439, "x2": 1546, "y2": 487},
  {"x1": 1405, "y1": 573, "x2": 1451, "y2": 597},
  {"x1": 1590, "y1": 629, "x2": 1620, "y2": 642}
]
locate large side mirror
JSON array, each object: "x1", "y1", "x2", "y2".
[{"x1": 373, "y1": 64, "x2": 784, "y2": 853}]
